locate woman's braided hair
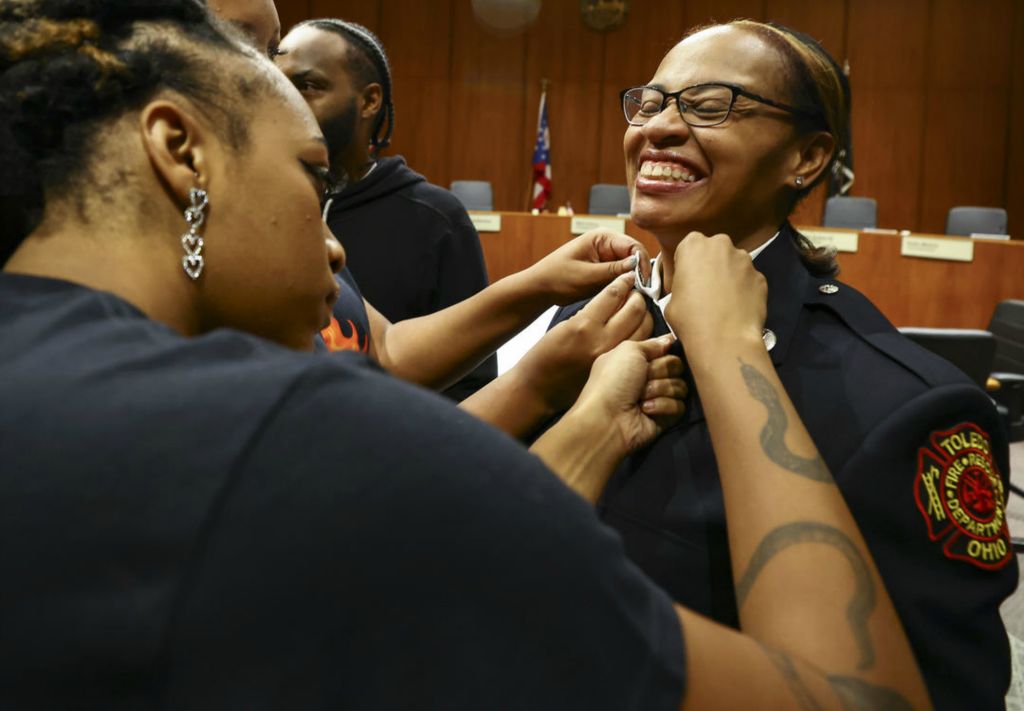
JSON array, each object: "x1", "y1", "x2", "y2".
[
  {"x1": 294, "y1": 19, "x2": 393, "y2": 155},
  {"x1": 0, "y1": 0, "x2": 258, "y2": 263}
]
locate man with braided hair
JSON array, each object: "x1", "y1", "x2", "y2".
[{"x1": 276, "y1": 19, "x2": 496, "y2": 401}]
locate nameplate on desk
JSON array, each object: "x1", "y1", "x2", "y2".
[
  {"x1": 570, "y1": 216, "x2": 626, "y2": 235},
  {"x1": 900, "y1": 235, "x2": 974, "y2": 262},
  {"x1": 469, "y1": 213, "x2": 502, "y2": 232},
  {"x1": 801, "y1": 229, "x2": 859, "y2": 253}
]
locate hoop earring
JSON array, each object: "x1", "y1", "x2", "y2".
[
  {"x1": 181, "y1": 188, "x2": 208, "y2": 281},
  {"x1": 794, "y1": 176, "x2": 805, "y2": 188}
]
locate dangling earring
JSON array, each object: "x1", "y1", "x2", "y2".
[
  {"x1": 181, "y1": 187, "x2": 208, "y2": 280},
  {"x1": 794, "y1": 176, "x2": 805, "y2": 188}
]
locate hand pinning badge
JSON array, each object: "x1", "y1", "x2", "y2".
[
  {"x1": 633, "y1": 252, "x2": 659, "y2": 300},
  {"x1": 632, "y1": 254, "x2": 776, "y2": 352}
]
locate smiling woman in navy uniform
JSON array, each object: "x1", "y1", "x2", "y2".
[{"x1": 550, "y1": 20, "x2": 1017, "y2": 709}]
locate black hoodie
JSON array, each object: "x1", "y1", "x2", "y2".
[{"x1": 324, "y1": 156, "x2": 495, "y2": 401}]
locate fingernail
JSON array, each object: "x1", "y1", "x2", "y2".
[
  {"x1": 629, "y1": 253, "x2": 638, "y2": 270},
  {"x1": 642, "y1": 400, "x2": 656, "y2": 413}
]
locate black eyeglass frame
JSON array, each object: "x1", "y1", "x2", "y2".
[{"x1": 620, "y1": 82, "x2": 820, "y2": 128}]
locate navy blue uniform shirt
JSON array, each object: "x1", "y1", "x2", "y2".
[{"x1": 550, "y1": 224, "x2": 1018, "y2": 710}]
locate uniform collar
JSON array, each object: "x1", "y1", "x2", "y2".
[
  {"x1": 748, "y1": 231, "x2": 780, "y2": 260},
  {"x1": 637, "y1": 230, "x2": 782, "y2": 339},
  {"x1": 754, "y1": 223, "x2": 813, "y2": 366},
  {"x1": 636, "y1": 227, "x2": 808, "y2": 365}
]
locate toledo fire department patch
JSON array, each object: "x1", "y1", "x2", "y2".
[{"x1": 914, "y1": 423, "x2": 1011, "y2": 570}]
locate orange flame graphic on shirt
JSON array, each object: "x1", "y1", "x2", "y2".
[{"x1": 321, "y1": 316, "x2": 367, "y2": 353}]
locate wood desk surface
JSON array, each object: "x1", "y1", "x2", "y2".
[{"x1": 474, "y1": 212, "x2": 1024, "y2": 330}]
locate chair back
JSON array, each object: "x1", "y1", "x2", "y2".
[
  {"x1": 945, "y1": 206, "x2": 1008, "y2": 236},
  {"x1": 450, "y1": 180, "x2": 494, "y2": 211},
  {"x1": 587, "y1": 184, "x2": 630, "y2": 215},
  {"x1": 988, "y1": 300, "x2": 1024, "y2": 374},
  {"x1": 823, "y1": 196, "x2": 877, "y2": 229},
  {"x1": 898, "y1": 327, "x2": 996, "y2": 388}
]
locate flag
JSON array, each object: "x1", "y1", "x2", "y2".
[{"x1": 531, "y1": 90, "x2": 551, "y2": 210}]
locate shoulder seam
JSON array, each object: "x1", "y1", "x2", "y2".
[
  {"x1": 835, "y1": 382, "x2": 999, "y2": 479},
  {"x1": 151, "y1": 359, "x2": 344, "y2": 670}
]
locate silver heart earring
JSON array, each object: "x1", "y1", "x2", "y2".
[
  {"x1": 181, "y1": 187, "x2": 209, "y2": 280},
  {"x1": 794, "y1": 176, "x2": 805, "y2": 188}
]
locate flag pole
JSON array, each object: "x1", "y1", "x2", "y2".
[{"x1": 528, "y1": 78, "x2": 550, "y2": 212}]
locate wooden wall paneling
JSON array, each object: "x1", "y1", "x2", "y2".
[
  {"x1": 377, "y1": 0, "x2": 454, "y2": 188},
  {"x1": 447, "y1": 3, "x2": 528, "y2": 211},
  {"x1": 1006, "y1": 0, "x2": 1024, "y2": 238},
  {"x1": 595, "y1": 83, "x2": 628, "y2": 188},
  {"x1": 522, "y1": 0, "x2": 606, "y2": 214},
  {"x1": 679, "y1": 0, "x2": 765, "y2": 29},
  {"x1": 918, "y1": 0, "x2": 1014, "y2": 234},
  {"x1": 276, "y1": 0, "x2": 312, "y2": 33},
  {"x1": 764, "y1": 0, "x2": 848, "y2": 226},
  {"x1": 763, "y1": 0, "x2": 845, "y2": 56},
  {"x1": 844, "y1": 0, "x2": 929, "y2": 232},
  {"x1": 307, "y1": 0, "x2": 381, "y2": 30}
]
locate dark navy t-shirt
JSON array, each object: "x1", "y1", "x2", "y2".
[
  {"x1": 0, "y1": 273, "x2": 684, "y2": 709},
  {"x1": 320, "y1": 267, "x2": 371, "y2": 354}
]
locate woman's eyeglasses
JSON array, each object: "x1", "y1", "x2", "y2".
[{"x1": 621, "y1": 83, "x2": 819, "y2": 128}]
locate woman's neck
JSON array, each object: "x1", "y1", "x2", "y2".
[
  {"x1": 5, "y1": 219, "x2": 198, "y2": 336},
  {"x1": 658, "y1": 222, "x2": 782, "y2": 296}
]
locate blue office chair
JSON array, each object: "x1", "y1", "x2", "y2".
[
  {"x1": 823, "y1": 196, "x2": 877, "y2": 229},
  {"x1": 945, "y1": 206, "x2": 1007, "y2": 237},
  {"x1": 587, "y1": 184, "x2": 630, "y2": 215},
  {"x1": 450, "y1": 180, "x2": 494, "y2": 212}
]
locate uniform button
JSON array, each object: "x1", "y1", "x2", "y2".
[
  {"x1": 819, "y1": 283, "x2": 839, "y2": 294},
  {"x1": 762, "y1": 328, "x2": 777, "y2": 351}
]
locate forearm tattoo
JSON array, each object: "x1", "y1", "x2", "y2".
[
  {"x1": 739, "y1": 358, "x2": 831, "y2": 482},
  {"x1": 758, "y1": 643, "x2": 916, "y2": 711},
  {"x1": 736, "y1": 522, "x2": 876, "y2": 670},
  {"x1": 734, "y1": 365, "x2": 914, "y2": 707},
  {"x1": 759, "y1": 643, "x2": 820, "y2": 711}
]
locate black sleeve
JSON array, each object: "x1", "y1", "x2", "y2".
[
  {"x1": 835, "y1": 383, "x2": 1018, "y2": 711},
  {"x1": 433, "y1": 205, "x2": 489, "y2": 312},
  {"x1": 162, "y1": 358, "x2": 685, "y2": 710}
]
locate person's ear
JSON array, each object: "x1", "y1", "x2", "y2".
[
  {"x1": 791, "y1": 130, "x2": 835, "y2": 188},
  {"x1": 138, "y1": 99, "x2": 215, "y2": 203},
  {"x1": 359, "y1": 82, "x2": 383, "y2": 120}
]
